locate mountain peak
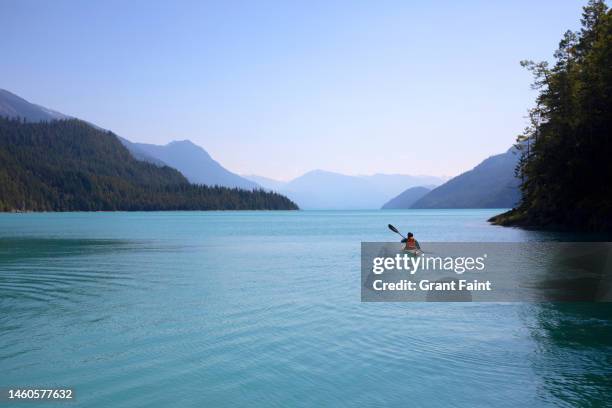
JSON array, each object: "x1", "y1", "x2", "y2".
[
  {"x1": 303, "y1": 169, "x2": 332, "y2": 176},
  {"x1": 168, "y1": 139, "x2": 196, "y2": 147},
  {"x1": 133, "y1": 140, "x2": 258, "y2": 189}
]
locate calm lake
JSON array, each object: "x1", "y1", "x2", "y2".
[{"x1": 0, "y1": 210, "x2": 610, "y2": 407}]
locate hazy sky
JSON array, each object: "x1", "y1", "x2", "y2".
[{"x1": 1, "y1": 0, "x2": 585, "y2": 180}]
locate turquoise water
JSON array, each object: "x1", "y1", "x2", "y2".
[{"x1": 0, "y1": 210, "x2": 610, "y2": 407}]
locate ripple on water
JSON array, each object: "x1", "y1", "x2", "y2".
[{"x1": 0, "y1": 211, "x2": 610, "y2": 407}]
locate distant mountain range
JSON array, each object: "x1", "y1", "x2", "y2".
[
  {"x1": 0, "y1": 88, "x2": 258, "y2": 190},
  {"x1": 1, "y1": 88, "x2": 521, "y2": 210},
  {"x1": 381, "y1": 186, "x2": 432, "y2": 209},
  {"x1": 410, "y1": 147, "x2": 521, "y2": 208},
  {"x1": 244, "y1": 171, "x2": 446, "y2": 209}
]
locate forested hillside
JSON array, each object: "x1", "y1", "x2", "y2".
[
  {"x1": 491, "y1": 0, "x2": 612, "y2": 231},
  {"x1": 0, "y1": 118, "x2": 298, "y2": 211}
]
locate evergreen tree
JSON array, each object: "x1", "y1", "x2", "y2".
[
  {"x1": 0, "y1": 117, "x2": 298, "y2": 211},
  {"x1": 491, "y1": 0, "x2": 611, "y2": 231}
]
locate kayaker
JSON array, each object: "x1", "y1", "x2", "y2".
[{"x1": 401, "y1": 232, "x2": 421, "y2": 250}]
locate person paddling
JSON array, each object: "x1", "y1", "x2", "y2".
[
  {"x1": 387, "y1": 225, "x2": 422, "y2": 252},
  {"x1": 401, "y1": 232, "x2": 421, "y2": 251}
]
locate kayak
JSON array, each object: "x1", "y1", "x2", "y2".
[{"x1": 401, "y1": 248, "x2": 423, "y2": 256}]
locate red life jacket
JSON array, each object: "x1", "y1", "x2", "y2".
[{"x1": 406, "y1": 237, "x2": 416, "y2": 249}]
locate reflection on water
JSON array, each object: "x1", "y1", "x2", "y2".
[
  {"x1": 525, "y1": 303, "x2": 612, "y2": 407},
  {"x1": 528, "y1": 243, "x2": 612, "y2": 302},
  {"x1": 0, "y1": 238, "x2": 133, "y2": 262}
]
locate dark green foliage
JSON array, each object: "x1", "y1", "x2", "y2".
[
  {"x1": 0, "y1": 118, "x2": 298, "y2": 211},
  {"x1": 493, "y1": 1, "x2": 612, "y2": 231}
]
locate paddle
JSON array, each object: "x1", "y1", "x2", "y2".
[
  {"x1": 388, "y1": 224, "x2": 406, "y2": 239},
  {"x1": 388, "y1": 224, "x2": 425, "y2": 254}
]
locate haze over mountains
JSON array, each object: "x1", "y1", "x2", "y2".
[
  {"x1": 1, "y1": 89, "x2": 445, "y2": 208},
  {"x1": 242, "y1": 175, "x2": 287, "y2": 191},
  {"x1": 244, "y1": 171, "x2": 446, "y2": 209},
  {"x1": 381, "y1": 186, "x2": 432, "y2": 209},
  {"x1": 1, "y1": 88, "x2": 520, "y2": 210}
]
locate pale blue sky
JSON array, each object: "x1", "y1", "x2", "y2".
[{"x1": 0, "y1": 0, "x2": 585, "y2": 179}]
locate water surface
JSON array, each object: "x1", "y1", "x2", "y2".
[{"x1": 0, "y1": 210, "x2": 610, "y2": 407}]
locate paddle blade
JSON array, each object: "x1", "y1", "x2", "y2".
[{"x1": 388, "y1": 224, "x2": 400, "y2": 234}]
